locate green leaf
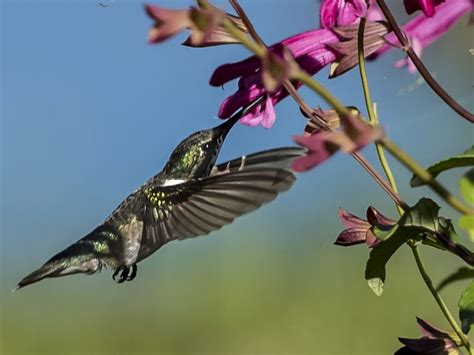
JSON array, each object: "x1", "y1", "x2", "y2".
[
  {"x1": 459, "y1": 215, "x2": 474, "y2": 243},
  {"x1": 365, "y1": 198, "x2": 472, "y2": 296},
  {"x1": 438, "y1": 217, "x2": 459, "y2": 243},
  {"x1": 365, "y1": 198, "x2": 438, "y2": 295},
  {"x1": 458, "y1": 282, "x2": 474, "y2": 334},
  {"x1": 411, "y1": 146, "x2": 474, "y2": 187},
  {"x1": 366, "y1": 224, "x2": 421, "y2": 296},
  {"x1": 459, "y1": 168, "x2": 474, "y2": 205},
  {"x1": 436, "y1": 267, "x2": 474, "y2": 292}
]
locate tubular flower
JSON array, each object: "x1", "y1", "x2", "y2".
[
  {"x1": 374, "y1": 0, "x2": 473, "y2": 73},
  {"x1": 210, "y1": 29, "x2": 339, "y2": 128},
  {"x1": 210, "y1": 28, "x2": 387, "y2": 127}
]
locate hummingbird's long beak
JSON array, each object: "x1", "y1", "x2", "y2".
[{"x1": 215, "y1": 95, "x2": 266, "y2": 137}]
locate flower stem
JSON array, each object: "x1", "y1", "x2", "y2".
[
  {"x1": 375, "y1": 0, "x2": 474, "y2": 123},
  {"x1": 357, "y1": 17, "x2": 405, "y2": 216},
  {"x1": 381, "y1": 138, "x2": 474, "y2": 216},
  {"x1": 357, "y1": 18, "x2": 377, "y2": 125},
  {"x1": 356, "y1": 19, "x2": 471, "y2": 351},
  {"x1": 411, "y1": 245, "x2": 472, "y2": 353}
]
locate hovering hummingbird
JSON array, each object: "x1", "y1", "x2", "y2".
[{"x1": 16, "y1": 98, "x2": 304, "y2": 290}]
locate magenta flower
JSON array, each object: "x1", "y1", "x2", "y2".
[
  {"x1": 334, "y1": 206, "x2": 395, "y2": 247},
  {"x1": 210, "y1": 0, "x2": 389, "y2": 128},
  {"x1": 404, "y1": 0, "x2": 446, "y2": 16},
  {"x1": 319, "y1": 0, "x2": 385, "y2": 28},
  {"x1": 319, "y1": 0, "x2": 367, "y2": 28},
  {"x1": 210, "y1": 29, "x2": 339, "y2": 128},
  {"x1": 375, "y1": 0, "x2": 472, "y2": 73},
  {"x1": 320, "y1": 0, "x2": 368, "y2": 28},
  {"x1": 291, "y1": 109, "x2": 384, "y2": 171}
]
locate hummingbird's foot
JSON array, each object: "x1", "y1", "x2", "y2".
[
  {"x1": 126, "y1": 264, "x2": 137, "y2": 281},
  {"x1": 112, "y1": 266, "x2": 130, "y2": 284}
]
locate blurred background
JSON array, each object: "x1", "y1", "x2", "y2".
[{"x1": 1, "y1": 1, "x2": 473, "y2": 354}]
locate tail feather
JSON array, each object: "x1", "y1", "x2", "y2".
[
  {"x1": 16, "y1": 261, "x2": 69, "y2": 290},
  {"x1": 15, "y1": 227, "x2": 113, "y2": 290}
]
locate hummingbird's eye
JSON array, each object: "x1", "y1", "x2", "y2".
[{"x1": 203, "y1": 143, "x2": 211, "y2": 150}]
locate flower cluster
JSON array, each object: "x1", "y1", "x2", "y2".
[
  {"x1": 143, "y1": 2, "x2": 473, "y2": 353},
  {"x1": 145, "y1": 0, "x2": 471, "y2": 128}
]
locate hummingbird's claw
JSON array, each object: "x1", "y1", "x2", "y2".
[
  {"x1": 112, "y1": 265, "x2": 137, "y2": 283},
  {"x1": 126, "y1": 264, "x2": 137, "y2": 281},
  {"x1": 112, "y1": 266, "x2": 128, "y2": 283}
]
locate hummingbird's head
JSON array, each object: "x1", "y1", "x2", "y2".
[{"x1": 163, "y1": 117, "x2": 236, "y2": 180}]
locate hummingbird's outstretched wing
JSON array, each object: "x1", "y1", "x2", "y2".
[{"x1": 137, "y1": 147, "x2": 305, "y2": 259}]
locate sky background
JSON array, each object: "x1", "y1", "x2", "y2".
[{"x1": 1, "y1": 1, "x2": 473, "y2": 354}]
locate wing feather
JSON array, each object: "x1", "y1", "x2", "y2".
[{"x1": 136, "y1": 147, "x2": 304, "y2": 260}]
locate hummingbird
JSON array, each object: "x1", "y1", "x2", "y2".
[{"x1": 16, "y1": 98, "x2": 305, "y2": 290}]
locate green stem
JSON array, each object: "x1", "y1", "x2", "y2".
[
  {"x1": 411, "y1": 245, "x2": 472, "y2": 353},
  {"x1": 357, "y1": 18, "x2": 377, "y2": 125},
  {"x1": 374, "y1": 143, "x2": 404, "y2": 216},
  {"x1": 357, "y1": 18, "x2": 405, "y2": 216},
  {"x1": 381, "y1": 139, "x2": 474, "y2": 216}
]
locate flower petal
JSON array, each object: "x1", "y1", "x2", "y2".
[
  {"x1": 291, "y1": 132, "x2": 338, "y2": 171},
  {"x1": 327, "y1": 21, "x2": 389, "y2": 78},
  {"x1": 416, "y1": 317, "x2": 457, "y2": 340},
  {"x1": 182, "y1": 13, "x2": 248, "y2": 47},
  {"x1": 374, "y1": 0, "x2": 472, "y2": 72},
  {"x1": 210, "y1": 56, "x2": 261, "y2": 87},
  {"x1": 397, "y1": 337, "x2": 460, "y2": 354},
  {"x1": 365, "y1": 231, "x2": 381, "y2": 248},
  {"x1": 366, "y1": 206, "x2": 396, "y2": 227},
  {"x1": 339, "y1": 208, "x2": 371, "y2": 229},
  {"x1": 320, "y1": 0, "x2": 368, "y2": 28},
  {"x1": 260, "y1": 97, "x2": 276, "y2": 128},
  {"x1": 335, "y1": 228, "x2": 369, "y2": 246},
  {"x1": 404, "y1": 0, "x2": 446, "y2": 17},
  {"x1": 217, "y1": 84, "x2": 265, "y2": 118},
  {"x1": 145, "y1": 4, "x2": 191, "y2": 44}
]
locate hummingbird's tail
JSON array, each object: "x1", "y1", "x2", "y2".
[{"x1": 15, "y1": 226, "x2": 113, "y2": 290}]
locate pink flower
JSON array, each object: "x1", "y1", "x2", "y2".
[
  {"x1": 320, "y1": 0, "x2": 368, "y2": 28},
  {"x1": 319, "y1": 0, "x2": 384, "y2": 27},
  {"x1": 145, "y1": 5, "x2": 191, "y2": 44},
  {"x1": 375, "y1": 0, "x2": 472, "y2": 73},
  {"x1": 404, "y1": 0, "x2": 446, "y2": 16},
  {"x1": 145, "y1": 4, "x2": 247, "y2": 47},
  {"x1": 210, "y1": 30, "x2": 339, "y2": 128},
  {"x1": 291, "y1": 109, "x2": 384, "y2": 171}
]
